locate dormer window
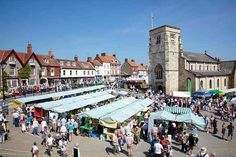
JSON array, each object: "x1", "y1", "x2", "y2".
[
  {"x1": 60, "y1": 61, "x2": 64, "y2": 66},
  {"x1": 9, "y1": 56, "x2": 15, "y2": 62},
  {"x1": 43, "y1": 58, "x2": 48, "y2": 63},
  {"x1": 67, "y1": 62, "x2": 70, "y2": 66}
]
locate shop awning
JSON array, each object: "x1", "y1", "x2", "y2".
[
  {"x1": 15, "y1": 85, "x2": 106, "y2": 104},
  {"x1": 164, "y1": 106, "x2": 192, "y2": 114}
]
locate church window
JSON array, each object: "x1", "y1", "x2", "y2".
[
  {"x1": 155, "y1": 64, "x2": 163, "y2": 79},
  {"x1": 190, "y1": 65, "x2": 193, "y2": 70},
  {"x1": 217, "y1": 79, "x2": 219, "y2": 88},
  {"x1": 200, "y1": 80, "x2": 203, "y2": 88},
  {"x1": 156, "y1": 35, "x2": 161, "y2": 44},
  {"x1": 224, "y1": 79, "x2": 227, "y2": 86},
  {"x1": 209, "y1": 80, "x2": 212, "y2": 89}
]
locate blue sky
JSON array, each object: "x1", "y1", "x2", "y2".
[{"x1": 0, "y1": 0, "x2": 236, "y2": 64}]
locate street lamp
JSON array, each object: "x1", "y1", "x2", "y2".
[{"x1": 1, "y1": 61, "x2": 7, "y2": 100}]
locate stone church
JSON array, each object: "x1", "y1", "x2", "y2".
[{"x1": 148, "y1": 25, "x2": 236, "y2": 94}]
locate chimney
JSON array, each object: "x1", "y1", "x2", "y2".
[
  {"x1": 27, "y1": 44, "x2": 32, "y2": 54},
  {"x1": 113, "y1": 54, "x2": 116, "y2": 57},
  {"x1": 74, "y1": 55, "x2": 78, "y2": 61},
  {"x1": 87, "y1": 57, "x2": 92, "y2": 62},
  {"x1": 101, "y1": 53, "x2": 106, "y2": 56},
  {"x1": 125, "y1": 58, "x2": 128, "y2": 62},
  {"x1": 131, "y1": 59, "x2": 135, "y2": 62},
  {"x1": 48, "y1": 50, "x2": 53, "y2": 59},
  {"x1": 96, "y1": 54, "x2": 99, "y2": 58},
  {"x1": 140, "y1": 63, "x2": 144, "y2": 66}
]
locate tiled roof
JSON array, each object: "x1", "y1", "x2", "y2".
[
  {"x1": 127, "y1": 61, "x2": 138, "y2": 67},
  {"x1": 96, "y1": 54, "x2": 120, "y2": 65},
  {"x1": 0, "y1": 50, "x2": 13, "y2": 61},
  {"x1": 36, "y1": 54, "x2": 59, "y2": 67},
  {"x1": 89, "y1": 59, "x2": 102, "y2": 66},
  {"x1": 57, "y1": 59, "x2": 80, "y2": 69},
  {"x1": 189, "y1": 70, "x2": 228, "y2": 77},
  {"x1": 137, "y1": 64, "x2": 148, "y2": 71},
  {"x1": 183, "y1": 51, "x2": 218, "y2": 63},
  {"x1": 220, "y1": 61, "x2": 236, "y2": 75},
  {"x1": 16, "y1": 52, "x2": 32, "y2": 64},
  {"x1": 77, "y1": 61, "x2": 94, "y2": 70}
]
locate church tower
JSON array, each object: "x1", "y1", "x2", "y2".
[{"x1": 148, "y1": 25, "x2": 182, "y2": 94}]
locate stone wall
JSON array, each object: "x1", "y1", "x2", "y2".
[{"x1": 148, "y1": 26, "x2": 181, "y2": 94}]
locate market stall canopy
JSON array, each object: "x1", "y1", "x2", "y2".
[
  {"x1": 80, "y1": 97, "x2": 137, "y2": 119},
  {"x1": 99, "y1": 117, "x2": 118, "y2": 129},
  {"x1": 148, "y1": 110, "x2": 176, "y2": 134},
  {"x1": 222, "y1": 88, "x2": 236, "y2": 94},
  {"x1": 192, "y1": 88, "x2": 212, "y2": 98},
  {"x1": 209, "y1": 89, "x2": 224, "y2": 95},
  {"x1": 175, "y1": 113, "x2": 206, "y2": 130},
  {"x1": 164, "y1": 106, "x2": 192, "y2": 114},
  {"x1": 51, "y1": 93, "x2": 115, "y2": 113},
  {"x1": 35, "y1": 90, "x2": 111, "y2": 110},
  {"x1": 172, "y1": 91, "x2": 190, "y2": 98},
  {"x1": 100, "y1": 98, "x2": 153, "y2": 123},
  {"x1": 14, "y1": 85, "x2": 106, "y2": 104}
]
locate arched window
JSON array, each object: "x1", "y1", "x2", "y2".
[
  {"x1": 209, "y1": 80, "x2": 212, "y2": 89},
  {"x1": 217, "y1": 79, "x2": 219, "y2": 88},
  {"x1": 200, "y1": 80, "x2": 203, "y2": 88},
  {"x1": 155, "y1": 64, "x2": 163, "y2": 79},
  {"x1": 187, "y1": 78, "x2": 192, "y2": 92}
]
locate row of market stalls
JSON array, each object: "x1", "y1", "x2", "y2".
[
  {"x1": 11, "y1": 85, "x2": 106, "y2": 107},
  {"x1": 79, "y1": 97, "x2": 154, "y2": 140},
  {"x1": 34, "y1": 90, "x2": 116, "y2": 120}
]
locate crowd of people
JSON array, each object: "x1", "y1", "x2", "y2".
[{"x1": 2, "y1": 85, "x2": 236, "y2": 157}]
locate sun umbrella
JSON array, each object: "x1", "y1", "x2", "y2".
[{"x1": 209, "y1": 90, "x2": 224, "y2": 95}]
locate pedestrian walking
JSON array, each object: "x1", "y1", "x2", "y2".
[
  {"x1": 26, "y1": 115, "x2": 31, "y2": 131},
  {"x1": 221, "y1": 122, "x2": 227, "y2": 139},
  {"x1": 126, "y1": 132, "x2": 134, "y2": 157},
  {"x1": 73, "y1": 143, "x2": 80, "y2": 157},
  {"x1": 32, "y1": 118, "x2": 39, "y2": 135},
  {"x1": 31, "y1": 141, "x2": 39, "y2": 157},
  {"x1": 195, "y1": 147, "x2": 209, "y2": 157},
  {"x1": 67, "y1": 122, "x2": 74, "y2": 141},
  {"x1": 227, "y1": 122, "x2": 234, "y2": 141},
  {"x1": 153, "y1": 138, "x2": 163, "y2": 157}
]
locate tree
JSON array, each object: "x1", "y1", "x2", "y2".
[
  {"x1": 18, "y1": 64, "x2": 30, "y2": 86},
  {"x1": 0, "y1": 70, "x2": 8, "y2": 92}
]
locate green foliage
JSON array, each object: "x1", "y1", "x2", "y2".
[
  {"x1": 0, "y1": 70, "x2": 8, "y2": 92},
  {"x1": 18, "y1": 64, "x2": 30, "y2": 79}
]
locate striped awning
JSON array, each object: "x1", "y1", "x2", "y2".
[{"x1": 164, "y1": 106, "x2": 192, "y2": 114}]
